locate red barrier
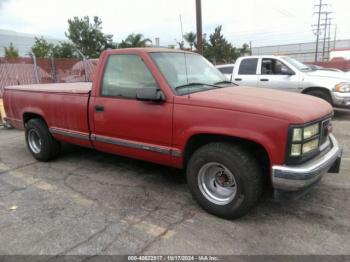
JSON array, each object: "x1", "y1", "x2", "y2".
[
  {"x1": 311, "y1": 59, "x2": 350, "y2": 72},
  {"x1": 0, "y1": 57, "x2": 97, "y2": 98}
]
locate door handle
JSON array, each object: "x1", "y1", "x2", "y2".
[
  {"x1": 234, "y1": 78, "x2": 242, "y2": 81},
  {"x1": 260, "y1": 78, "x2": 269, "y2": 82},
  {"x1": 95, "y1": 105, "x2": 104, "y2": 112}
]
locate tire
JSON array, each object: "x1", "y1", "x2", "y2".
[
  {"x1": 306, "y1": 90, "x2": 332, "y2": 105},
  {"x1": 187, "y1": 142, "x2": 263, "y2": 219},
  {"x1": 25, "y1": 118, "x2": 61, "y2": 161}
]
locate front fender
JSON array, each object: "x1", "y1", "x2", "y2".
[
  {"x1": 183, "y1": 126, "x2": 279, "y2": 162},
  {"x1": 173, "y1": 108, "x2": 290, "y2": 166}
]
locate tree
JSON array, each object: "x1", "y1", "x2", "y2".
[
  {"x1": 30, "y1": 37, "x2": 54, "y2": 58},
  {"x1": 176, "y1": 40, "x2": 185, "y2": 50},
  {"x1": 240, "y1": 43, "x2": 251, "y2": 56},
  {"x1": 4, "y1": 42, "x2": 19, "y2": 58},
  {"x1": 65, "y1": 16, "x2": 114, "y2": 58},
  {"x1": 202, "y1": 25, "x2": 246, "y2": 63},
  {"x1": 183, "y1": 32, "x2": 197, "y2": 51},
  {"x1": 52, "y1": 42, "x2": 78, "y2": 58},
  {"x1": 119, "y1": 33, "x2": 152, "y2": 48}
]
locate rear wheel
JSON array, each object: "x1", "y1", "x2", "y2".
[
  {"x1": 25, "y1": 119, "x2": 61, "y2": 161},
  {"x1": 187, "y1": 142, "x2": 263, "y2": 219},
  {"x1": 306, "y1": 90, "x2": 332, "y2": 105}
]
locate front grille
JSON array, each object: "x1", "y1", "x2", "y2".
[{"x1": 320, "y1": 119, "x2": 331, "y2": 146}]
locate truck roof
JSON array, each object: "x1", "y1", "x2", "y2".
[
  {"x1": 216, "y1": 63, "x2": 235, "y2": 68},
  {"x1": 238, "y1": 55, "x2": 285, "y2": 59},
  {"x1": 103, "y1": 48, "x2": 195, "y2": 55}
]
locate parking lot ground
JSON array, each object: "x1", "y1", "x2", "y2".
[{"x1": 0, "y1": 110, "x2": 349, "y2": 256}]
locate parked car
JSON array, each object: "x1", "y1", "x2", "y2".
[
  {"x1": 216, "y1": 63, "x2": 235, "y2": 80},
  {"x1": 226, "y1": 55, "x2": 350, "y2": 108},
  {"x1": 3, "y1": 48, "x2": 342, "y2": 219}
]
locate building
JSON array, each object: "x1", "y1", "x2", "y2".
[
  {"x1": 252, "y1": 39, "x2": 350, "y2": 62},
  {"x1": 0, "y1": 29, "x2": 62, "y2": 57}
]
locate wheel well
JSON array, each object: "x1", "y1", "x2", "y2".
[
  {"x1": 23, "y1": 113, "x2": 46, "y2": 126},
  {"x1": 183, "y1": 134, "x2": 272, "y2": 189},
  {"x1": 302, "y1": 86, "x2": 331, "y2": 96}
]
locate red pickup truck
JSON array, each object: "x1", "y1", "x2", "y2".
[{"x1": 3, "y1": 48, "x2": 342, "y2": 218}]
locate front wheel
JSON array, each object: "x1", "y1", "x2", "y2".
[
  {"x1": 306, "y1": 90, "x2": 332, "y2": 106},
  {"x1": 187, "y1": 142, "x2": 263, "y2": 219}
]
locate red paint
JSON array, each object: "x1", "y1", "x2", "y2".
[{"x1": 3, "y1": 48, "x2": 333, "y2": 169}]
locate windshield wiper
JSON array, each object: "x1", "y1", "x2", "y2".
[
  {"x1": 214, "y1": 80, "x2": 238, "y2": 86},
  {"x1": 174, "y1": 82, "x2": 221, "y2": 91}
]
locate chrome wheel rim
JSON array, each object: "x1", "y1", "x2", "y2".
[
  {"x1": 28, "y1": 129, "x2": 42, "y2": 154},
  {"x1": 198, "y1": 162, "x2": 237, "y2": 205}
]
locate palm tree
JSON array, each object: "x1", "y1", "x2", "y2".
[
  {"x1": 119, "y1": 33, "x2": 152, "y2": 48},
  {"x1": 183, "y1": 32, "x2": 197, "y2": 51}
]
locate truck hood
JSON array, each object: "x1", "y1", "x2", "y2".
[
  {"x1": 178, "y1": 86, "x2": 333, "y2": 123},
  {"x1": 304, "y1": 70, "x2": 350, "y2": 81}
]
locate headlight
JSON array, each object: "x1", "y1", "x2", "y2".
[
  {"x1": 335, "y1": 82, "x2": 350, "y2": 93},
  {"x1": 291, "y1": 123, "x2": 319, "y2": 143},
  {"x1": 292, "y1": 128, "x2": 302, "y2": 142},
  {"x1": 291, "y1": 144, "x2": 302, "y2": 156},
  {"x1": 303, "y1": 123, "x2": 319, "y2": 140},
  {"x1": 302, "y1": 139, "x2": 319, "y2": 154},
  {"x1": 289, "y1": 123, "x2": 320, "y2": 157}
]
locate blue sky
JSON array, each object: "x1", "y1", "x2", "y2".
[{"x1": 0, "y1": 0, "x2": 349, "y2": 48}]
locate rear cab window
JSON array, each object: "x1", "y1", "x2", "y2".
[
  {"x1": 238, "y1": 58, "x2": 258, "y2": 75},
  {"x1": 217, "y1": 66, "x2": 234, "y2": 74}
]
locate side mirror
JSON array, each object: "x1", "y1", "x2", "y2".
[
  {"x1": 281, "y1": 66, "x2": 295, "y2": 76},
  {"x1": 136, "y1": 87, "x2": 165, "y2": 102}
]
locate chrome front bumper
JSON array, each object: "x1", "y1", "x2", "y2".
[
  {"x1": 332, "y1": 92, "x2": 350, "y2": 108},
  {"x1": 272, "y1": 134, "x2": 342, "y2": 193}
]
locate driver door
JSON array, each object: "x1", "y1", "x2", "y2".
[
  {"x1": 258, "y1": 58, "x2": 300, "y2": 92},
  {"x1": 91, "y1": 54, "x2": 173, "y2": 165}
]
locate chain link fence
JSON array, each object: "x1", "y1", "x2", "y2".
[{"x1": 0, "y1": 57, "x2": 98, "y2": 98}]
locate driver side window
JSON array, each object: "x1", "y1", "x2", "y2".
[
  {"x1": 261, "y1": 59, "x2": 291, "y2": 75},
  {"x1": 102, "y1": 54, "x2": 157, "y2": 98}
]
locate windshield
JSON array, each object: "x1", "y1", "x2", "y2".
[
  {"x1": 282, "y1": 56, "x2": 311, "y2": 71},
  {"x1": 150, "y1": 52, "x2": 228, "y2": 95}
]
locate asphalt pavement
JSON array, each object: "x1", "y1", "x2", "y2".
[{"x1": 0, "y1": 109, "x2": 349, "y2": 256}]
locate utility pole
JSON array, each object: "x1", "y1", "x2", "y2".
[
  {"x1": 179, "y1": 15, "x2": 184, "y2": 50},
  {"x1": 312, "y1": 0, "x2": 331, "y2": 62},
  {"x1": 196, "y1": 0, "x2": 203, "y2": 55},
  {"x1": 327, "y1": 17, "x2": 332, "y2": 60},
  {"x1": 333, "y1": 24, "x2": 337, "y2": 50},
  {"x1": 313, "y1": 0, "x2": 323, "y2": 62},
  {"x1": 318, "y1": 11, "x2": 332, "y2": 61},
  {"x1": 321, "y1": 12, "x2": 328, "y2": 61}
]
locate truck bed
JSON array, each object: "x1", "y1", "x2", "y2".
[
  {"x1": 4, "y1": 82, "x2": 92, "y2": 148},
  {"x1": 4, "y1": 82, "x2": 92, "y2": 94}
]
